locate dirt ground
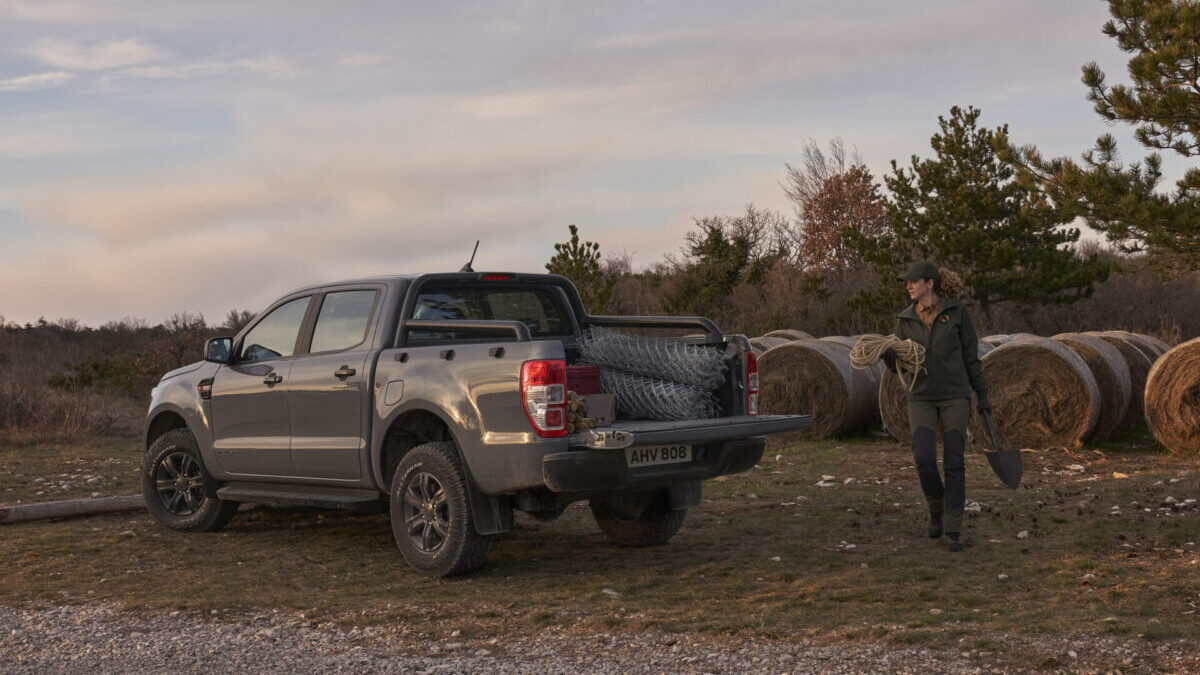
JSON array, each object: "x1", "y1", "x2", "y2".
[{"x1": 2, "y1": 429, "x2": 1199, "y2": 672}]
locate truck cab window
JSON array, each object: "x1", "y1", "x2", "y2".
[
  {"x1": 409, "y1": 284, "x2": 570, "y2": 343},
  {"x1": 310, "y1": 290, "x2": 378, "y2": 353},
  {"x1": 238, "y1": 296, "x2": 310, "y2": 362}
]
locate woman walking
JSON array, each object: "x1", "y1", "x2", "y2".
[{"x1": 883, "y1": 261, "x2": 990, "y2": 552}]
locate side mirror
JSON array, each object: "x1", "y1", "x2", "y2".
[{"x1": 204, "y1": 337, "x2": 234, "y2": 364}]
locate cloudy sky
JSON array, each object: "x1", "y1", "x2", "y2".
[{"x1": 0, "y1": 1, "x2": 1177, "y2": 326}]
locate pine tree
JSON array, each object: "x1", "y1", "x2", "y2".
[
  {"x1": 851, "y1": 106, "x2": 1111, "y2": 318},
  {"x1": 998, "y1": 0, "x2": 1200, "y2": 270},
  {"x1": 546, "y1": 224, "x2": 613, "y2": 314}
]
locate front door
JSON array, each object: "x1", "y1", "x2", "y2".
[{"x1": 209, "y1": 295, "x2": 312, "y2": 477}]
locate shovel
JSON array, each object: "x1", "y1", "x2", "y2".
[{"x1": 980, "y1": 409, "x2": 1022, "y2": 490}]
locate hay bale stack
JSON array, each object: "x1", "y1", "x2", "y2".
[
  {"x1": 749, "y1": 336, "x2": 791, "y2": 354},
  {"x1": 758, "y1": 339, "x2": 876, "y2": 436},
  {"x1": 1084, "y1": 331, "x2": 1153, "y2": 430},
  {"x1": 1051, "y1": 333, "x2": 1132, "y2": 442},
  {"x1": 968, "y1": 337, "x2": 1100, "y2": 450},
  {"x1": 762, "y1": 329, "x2": 814, "y2": 341},
  {"x1": 1144, "y1": 336, "x2": 1200, "y2": 455},
  {"x1": 878, "y1": 342, "x2": 993, "y2": 442}
]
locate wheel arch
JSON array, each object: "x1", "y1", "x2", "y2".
[
  {"x1": 145, "y1": 408, "x2": 190, "y2": 449},
  {"x1": 376, "y1": 404, "x2": 512, "y2": 536}
]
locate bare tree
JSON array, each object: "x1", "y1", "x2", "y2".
[{"x1": 783, "y1": 139, "x2": 886, "y2": 271}]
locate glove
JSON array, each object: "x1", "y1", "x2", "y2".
[
  {"x1": 976, "y1": 396, "x2": 991, "y2": 416},
  {"x1": 880, "y1": 348, "x2": 897, "y2": 370}
]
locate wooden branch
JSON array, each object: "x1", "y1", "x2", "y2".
[{"x1": 0, "y1": 495, "x2": 144, "y2": 524}]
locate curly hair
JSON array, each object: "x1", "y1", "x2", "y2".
[{"x1": 934, "y1": 267, "x2": 964, "y2": 299}]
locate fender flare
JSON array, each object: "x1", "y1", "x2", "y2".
[{"x1": 374, "y1": 402, "x2": 512, "y2": 536}]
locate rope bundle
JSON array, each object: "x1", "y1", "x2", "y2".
[{"x1": 850, "y1": 335, "x2": 925, "y2": 391}]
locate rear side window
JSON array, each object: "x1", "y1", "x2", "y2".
[
  {"x1": 239, "y1": 296, "x2": 311, "y2": 362},
  {"x1": 408, "y1": 284, "x2": 570, "y2": 343},
  {"x1": 310, "y1": 290, "x2": 378, "y2": 353}
]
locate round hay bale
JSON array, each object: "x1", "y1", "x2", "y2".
[
  {"x1": 818, "y1": 335, "x2": 858, "y2": 349},
  {"x1": 821, "y1": 337, "x2": 883, "y2": 428},
  {"x1": 1051, "y1": 333, "x2": 1132, "y2": 442},
  {"x1": 758, "y1": 339, "x2": 876, "y2": 437},
  {"x1": 1110, "y1": 330, "x2": 1167, "y2": 361},
  {"x1": 1144, "y1": 336, "x2": 1200, "y2": 455},
  {"x1": 749, "y1": 336, "x2": 791, "y2": 354},
  {"x1": 1084, "y1": 332, "x2": 1154, "y2": 430},
  {"x1": 982, "y1": 334, "x2": 1014, "y2": 347},
  {"x1": 762, "y1": 329, "x2": 814, "y2": 341},
  {"x1": 877, "y1": 342, "x2": 992, "y2": 442},
  {"x1": 1135, "y1": 333, "x2": 1172, "y2": 355},
  {"x1": 967, "y1": 337, "x2": 1100, "y2": 450}
]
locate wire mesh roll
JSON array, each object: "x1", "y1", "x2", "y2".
[
  {"x1": 599, "y1": 370, "x2": 719, "y2": 421},
  {"x1": 578, "y1": 327, "x2": 728, "y2": 389}
]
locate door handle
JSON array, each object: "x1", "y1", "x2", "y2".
[
  {"x1": 334, "y1": 366, "x2": 357, "y2": 379},
  {"x1": 263, "y1": 373, "x2": 283, "y2": 385}
]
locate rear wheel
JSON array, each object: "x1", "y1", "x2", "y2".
[
  {"x1": 590, "y1": 489, "x2": 685, "y2": 547},
  {"x1": 142, "y1": 429, "x2": 238, "y2": 532},
  {"x1": 390, "y1": 441, "x2": 493, "y2": 577}
]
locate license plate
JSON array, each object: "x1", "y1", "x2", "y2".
[{"x1": 625, "y1": 444, "x2": 692, "y2": 468}]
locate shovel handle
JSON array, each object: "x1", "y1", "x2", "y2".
[{"x1": 981, "y1": 409, "x2": 1005, "y2": 452}]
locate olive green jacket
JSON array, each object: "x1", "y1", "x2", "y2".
[{"x1": 892, "y1": 298, "x2": 988, "y2": 404}]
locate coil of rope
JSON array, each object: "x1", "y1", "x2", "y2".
[{"x1": 850, "y1": 334, "x2": 926, "y2": 391}]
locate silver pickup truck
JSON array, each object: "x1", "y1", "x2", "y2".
[{"x1": 142, "y1": 272, "x2": 811, "y2": 576}]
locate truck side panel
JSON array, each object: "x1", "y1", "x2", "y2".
[{"x1": 371, "y1": 339, "x2": 567, "y2": 494}]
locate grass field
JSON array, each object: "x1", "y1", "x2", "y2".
[{"x1": 2, "y1": 427, "x2": 1198, "y2": 670}]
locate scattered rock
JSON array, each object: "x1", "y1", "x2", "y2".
[{"x1": 1016, "y1": 530, "x2": 1029, "y2": 540}]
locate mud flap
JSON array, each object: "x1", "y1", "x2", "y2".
[{"x1": 461, "y1": 459, "x2": 513, "y2": 536}]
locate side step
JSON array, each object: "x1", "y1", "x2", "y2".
[{"x1": 217, "y1": 482, "x2": 384, "y2": 512}]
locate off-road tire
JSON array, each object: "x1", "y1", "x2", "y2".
[
  {"x1": 142, "y1": 429, "x2": 238, "y2": 532},
  {"x1": 590, "y1": 490, "x2": 686, "y2": 547},
  {"x1": 389, "y1": 441, "x2": 493, "y2": 577}
]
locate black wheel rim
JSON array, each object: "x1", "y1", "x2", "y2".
[
  {"x1": 154, "y1": 450, "x2": 205, "y2": 516},
  {"x1": 401, "y1": 470, "x2": 449, "y2": 553}
]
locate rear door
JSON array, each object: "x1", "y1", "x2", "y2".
[
  {"x1": 288, "y1": 287, "x2": 381, "y2": 480},
  {"x1": 210, "y1": 294, "x2": 313, "y2": 476}
]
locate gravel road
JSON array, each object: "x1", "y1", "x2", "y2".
[{"x1": 2, "y1": 604, "x2": 1197, "y2": 674}]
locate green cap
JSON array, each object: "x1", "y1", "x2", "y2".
[{"x1": 898, "y1": 261, "x2": 940, "y2": 282}]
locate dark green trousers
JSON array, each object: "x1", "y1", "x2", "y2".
[{"x1": 907, "y1": 398, "x2": 970, "y2": 534}]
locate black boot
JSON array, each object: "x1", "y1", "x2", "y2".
[
  {"x1": 928, "y1": 506, "x2": 944, "y2": 539},
  {"x1": 947, "y1": 532, "x2": 964, "y2": 552}
]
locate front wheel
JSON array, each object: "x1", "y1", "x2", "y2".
[
  {"x1": 142, "y1": 429, "x2": 238, "y2": 532},
  {"x1": 389, "y1": 441, "x2": 493, "y2": 577},
  {"x1": 590, "y1": 489, "x2": 686, "y2": 547}
]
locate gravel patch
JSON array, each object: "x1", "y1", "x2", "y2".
[{"x1": 1, "y1": 603, "x2": 1196, "y2": 674}]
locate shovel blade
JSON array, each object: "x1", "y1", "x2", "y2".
[
  {"x1": 985, "y1": 449, "x2": 1023, "y2": 490},
  {"x1": 981, "y1": 410, "x2": 1022, "y2": 490}
]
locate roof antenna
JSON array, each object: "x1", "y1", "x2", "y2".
[{"x1": 459, "y1": 240, "x2": 480, "y2": 273}]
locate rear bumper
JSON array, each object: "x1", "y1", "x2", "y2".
[{"x1": 542, "y1": 436, "x2": 766, "y2": 493}]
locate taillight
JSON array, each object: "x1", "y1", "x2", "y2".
[
  {"x1": 521, "y1": 359, "x2": 567, "y2": 437},
  {"x1": 745, "y1": 351, "x2": 758, "y2": 416}
]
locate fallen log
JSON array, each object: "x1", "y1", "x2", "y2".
[{"x1": 0, "y1": 494, "x2": 144, "y2": 524}]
